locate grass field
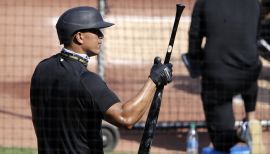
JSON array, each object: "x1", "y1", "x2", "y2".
[
  {"x1": 0, "y1": 147, "x2": 37, "y2": 154},
  {"x1": 0, "y1": 147, "x2": 128, "y2": 154}
]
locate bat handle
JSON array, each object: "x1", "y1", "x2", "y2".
[{"x1": 164, "y1": 45, "x2": 173, "y2": 64}]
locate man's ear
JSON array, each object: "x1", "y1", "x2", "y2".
[{"x1": 73, "y1": 32, "x2": 84, "y2": 44}]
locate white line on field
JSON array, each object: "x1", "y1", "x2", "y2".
[
  {"x1": 51, "y1": 16, "x2": 191, "y2": 25},
  {"x1": 105, "y1": 15, "x2": 191, "y2": 23}
]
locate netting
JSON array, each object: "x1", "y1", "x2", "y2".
[{"x1": 0, "y1": 0, "x2": 269, "y2": 153}]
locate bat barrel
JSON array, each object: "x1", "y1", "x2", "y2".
[{"x1": 164, "y1": 4, "x2": 185, "y2": 64}]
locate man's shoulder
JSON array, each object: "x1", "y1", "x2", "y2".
[
  {"x1": 80, "y1": 71, "x2": 104, "y2": 85},
  {"x1": 32, "y1": 54, "x2": 58, "y2": 73},
  {"x1": 79, "y1": 71, "x2": 110, "y2": 97},
  {"x1": 38, "y1": 53, "x2": 60, "y2": 65},
  {"x1": 33, "y1": 54, "x2": 60, "y2": 72}
]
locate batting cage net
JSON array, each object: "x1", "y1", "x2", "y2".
[{"x1": 0, "y1": 0, "x2": 269, "y2": 153}]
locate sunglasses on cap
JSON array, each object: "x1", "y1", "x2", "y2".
[
  {"x1": 75, "y1": 29, "x2": 104, "y2": 39},
  {"x1": 73, "y1": 29, "x2": 104, "y2": 39}
]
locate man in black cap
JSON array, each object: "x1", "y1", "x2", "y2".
[
  {"x1": 186, "y1": 0, "x2": 266, "y2": 153},
  {"x1": 30, "y1": 6, "x2": 173, "y2": 154}
]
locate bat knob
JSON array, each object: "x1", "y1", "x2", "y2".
[{"x1": 154, "y1": 56, "x2": 161, "y2": 64}]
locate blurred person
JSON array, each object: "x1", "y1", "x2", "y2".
[
  {"x1": 260, "y1": 0, "x2": 270, "y2": 43},
  {"x1": 186, "y1": 0, "x2": 266, "y2": 153},
  {"x1": 30, "y1": 6, "x2": 173, "y2": 154},
  {"x1": 258, "y1": 0, "x2": 270, "y2": 61}
]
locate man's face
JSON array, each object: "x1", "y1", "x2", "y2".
[
  {"x1": 83, "y1": 29, "x2": 104, "y2": 57},
  {"x1": 76, "y1": 29, "x2": 104, "y2": 57}
]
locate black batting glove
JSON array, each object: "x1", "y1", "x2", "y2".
[{"x1": 149, "y1": 57, "x2": 173, "y2": 87}]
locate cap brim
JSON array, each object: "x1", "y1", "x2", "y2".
[{"x1": 98, "y1": 21, "x2": 114, "y2": 29}]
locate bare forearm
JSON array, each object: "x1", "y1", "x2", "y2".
[
  {"x1": 105, "y1": 59, "x2": 172, "y2": 129},
  {"x1": 105, "y1": 78, "x2": 156, "y2": 129},
  {"x1": 121, "y1": 78, "x2": 156, "y2": 127}
]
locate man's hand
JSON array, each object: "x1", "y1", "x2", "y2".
[{"x1": 149, "y1": 57, "x2": 173, "y2": 87}]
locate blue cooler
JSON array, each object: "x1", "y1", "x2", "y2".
[
  {"x1": 202, "y1": 147, "x2": 228, "y2": 154},
  {"x1": 230, "y1": 145, "x2": 250, "y2": 154},
  {"x1": 202, "y1": 145, "x2": 250, "y2": 154}
]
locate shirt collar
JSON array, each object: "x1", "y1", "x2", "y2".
[{"x1": 62, "y1": 48, "x2": 90, "y2": 61}]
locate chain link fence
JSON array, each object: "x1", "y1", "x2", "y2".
[{"x1": 0, "y1": 0, "x2": 269, "y2": 153}]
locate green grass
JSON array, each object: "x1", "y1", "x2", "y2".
[
  {"x1": 0, "y1": 147, "x2": 128, "y2": 154},
  {"x1": 0, "y1": 147, "x2": 37, "y2": 154},
  {"x1": 106, "y1": 152, "x2": 128, "y2": 154}
]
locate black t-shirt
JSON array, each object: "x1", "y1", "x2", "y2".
[
  {"x1": 30, "y1": 53, "x2": 119, "y2": 154},
  {"x1": 188, "y1": 0, "x2": 261, "y2": 82}
]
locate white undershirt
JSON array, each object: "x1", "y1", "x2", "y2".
[{"x1": 62, "y1": 48, "x2": 90, "y2": 61}]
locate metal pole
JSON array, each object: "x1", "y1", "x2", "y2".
[{"x1": 97, "y1": 0, "x2": 107, "y2": 79}]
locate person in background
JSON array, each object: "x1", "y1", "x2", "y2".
[
  {"x1": 258, "y1": 0, "x2": 270, "y2": 61},
  {"x1": 260, "y1": 0, "x2": 270, "y2": 43},
  {"x1": 30, "y1": 6, "x2": 173, "y2": 154},
  {"x1": 186, "y1": 0, "x2": 266, "y2": 153}
]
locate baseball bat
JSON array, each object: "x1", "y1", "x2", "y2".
[{"x1": 138, "y1": 4, "x2": 185, "y2": 154}]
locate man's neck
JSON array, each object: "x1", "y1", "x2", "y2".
[{"x1": 62, "y1": 48, "x2": 89, "y2": 60}]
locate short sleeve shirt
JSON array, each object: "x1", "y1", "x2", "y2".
[
  {"x1": 30, "y1": 53, "x2": 119, "y2": 154},
  {"x1": 189, "y1": 0, "x2": 261, "y2": 81}
]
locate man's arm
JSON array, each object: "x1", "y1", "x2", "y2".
[
  {"x1": 104, "y1": 58, "x2": 172, "y2": 129},
  {"x1": 183, "y1": 0, "x2": 205, "y2": 78},
  {"x1": 188, "y1": 0, "x2": 205, "y2": 58},
  {"x1": 104, "y1": 78, "x2": 156, "y2": 129}
]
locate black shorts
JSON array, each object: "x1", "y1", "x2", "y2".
[{"x1": 200, "y1": 77, "x2": 258, "y2": 151}]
